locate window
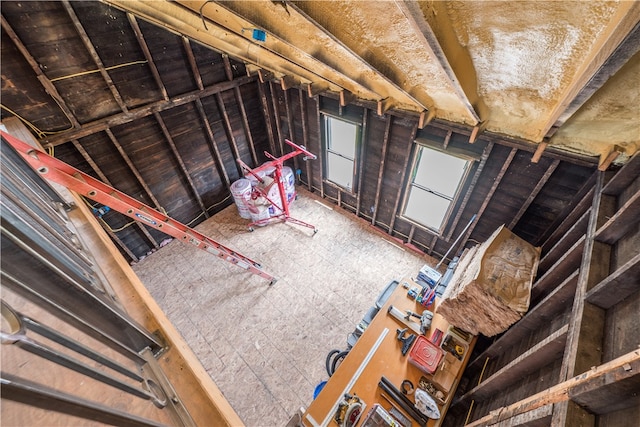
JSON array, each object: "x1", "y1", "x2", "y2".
[
  {"x1": 403, "y1": 145, "x2": 470, "y2": 231},
  {"x1": 323, "y1": 115, "x2": 360, "y2": 192}
]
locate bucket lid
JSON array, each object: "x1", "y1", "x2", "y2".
[{"x1": 409, "y1": 335, "x2": 443, "y2": 374}]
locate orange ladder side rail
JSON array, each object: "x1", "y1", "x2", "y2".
[{"x1": 1, "y1": 131, "x2": 276, "y2": 283}]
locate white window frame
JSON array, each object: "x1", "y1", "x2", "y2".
[
  {"x1": 322, "y1": 114, "x2": 361, "y2": 193},
  {"x1": 401, "y1": 144, "x2": 472, "y2": 233}
]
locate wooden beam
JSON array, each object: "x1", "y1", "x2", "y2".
[
  {"x1": 127, "y1": 13, "x2": 168, "y2": 100},
  {"x1": 544, "y1": 8, "x2": 640, "y2": 138},
  {"x1": 508, "y1": 160, "x2": 560, "y2": 229},
  {"x1": 215, "y1": 93, "x2": 243, "y2": 176},
  {"x1": 418, "y1": 110, "x2": 436, "y2": 129},
  {"x1": 468, "y1": 270, "x2": 579, "y2": 371},
  {"x1": 314, "y1": 96, "x2": 325, "y2": 199},
  {"x1": 42, "y1": 75, "x2": 257, "y2": 146},
  {"x1": 280, "y1": 75, "x2": 299, "y2": 91},
  {"x1": 538, "y1": 209, "x2": 591, "y2": 274},
  {"x1": 257, "y1": 79, "x2": 277, "y2": 155},
  {"x1": 538, "y1": 172, "x2": 597, "y2": 248},
  {"x1": 557, "y1": 172, "x2": 606, "y2": 391},
  {"x1": 269, "y1": 81, "x2": 285, "y2": 156},
  {"x1": 234, "y1": 87, "x2": 258, "y2": 165},
  {"x1": 389, "y1": 121, "x2": 418, "y2": 233},
  {"x1": 377, "y1": 98, "x2": 395, "y2": 116},
  {"x1": 283, "y1": 89, "x2": 300, "y2": 172},
  {"x1": 602, "y1": 151, "x2": 640, "y2": 196},
  {"x1": 407, "y1": 224, "x2": 416, "y2": 245},
  {"x1": 105, "y1": 129, "x2": 162, "y2": 209},
  {"x1": 531, "y1": 141, "x2": 548, "y2": 163},
  {"x1": 153, "y1": 112, "x2": 208, "y2": 217},
  {"x1": 594, "y1": 188, "x2": 640, "y2": 245},
  {"x1": 339, "y1": 90, "x2": 355, "y2": 107},
  {"x1": 71, "y1": 139, "x2": 159, "y2": 249},
  {"x1": 394, "y1": 0, "x2": 481, "y2": 122},
  {"x1": 586, "y1": 252, "x2": 640, "y2": 309},
  {"x1": 456, "y1": 148, "x2": 517, "y2": 254},
  {"x1": 307, "y1": 82, "x2": 330, "y2": 97},
  {"x1": 62, "y1": 0, "x2": 128, "y2": 112},
  {"x1": 371, "y1": 115, "x2": 392, "y2": 225},
  {"x1": 442, "y1": 129, "x2": 453, "y2": 149},
  {"x1": 0, "y1": 15, "x2": 80, "y2": 128},
  {"x1": 465, "y1": 325, "x2": 569, "y2": 400},
  {"x1": 222, "y1": 54, "x2": 234, "y2": 81},
  {"x1": 468, "y1": 121, "x2": 487, "y2": 144},
  {"x1": 195, "y1": 99, "x2": 231, "y2": 189},
  {"x1": 464, "y1": 349, "x2": 640, "y2": 427},
  {"x1": 258, "y1": 69, "x2": 274, "y2": 84},
  {"x1": 182, "y1": 37, "x2": 204, "y2": 91},
  {"x1": 428, "y1": 234, "x2": 438, "y2": 256},
  {"x1": 598, "y1": 146, "x2": 623, "y2": 171},
  {"x1": 445, "y1": 142, "x2": 494, "y2": 241},
  {"x1": 298, "y1": 88, "x2": 313, "y2": 191},
  {"x1": 355, "y1": 110, "x2": 369, "y2": 216}
]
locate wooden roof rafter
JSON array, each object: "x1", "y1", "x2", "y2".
[
  {"x1": 62, "y1": 0, "x2": 128, "y2": 113},
  {"x1": 127, "y1": 12, "x2": 169, "y2": 101},
  {"x1": 70, "y1": 139, "x2": 159, "y2": 250}
]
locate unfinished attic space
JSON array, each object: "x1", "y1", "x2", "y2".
[{"x1": 1, "y1": 1, "x2": 639, "y2": 426}]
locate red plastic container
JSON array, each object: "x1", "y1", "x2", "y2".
[{"x1": 409, "y1": 335, "x2": 444, "y2": 374}]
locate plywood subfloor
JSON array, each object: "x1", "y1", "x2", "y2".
[{"x1": 132, "y1": 189, "x2": 434, "y2": 426}]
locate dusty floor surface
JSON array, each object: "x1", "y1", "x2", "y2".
[{"x1": 132, "y1": 188, "x2": 433, "y2": 426}]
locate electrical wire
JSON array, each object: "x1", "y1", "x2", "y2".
[
  {"x1": 186, "y1": 195, "x2": 232, "y2": 226},
  {"x1": 49, "y1": 60, "x2": 148, "y2": 82},
  {"x1": 0, "y1": 104, "x2": 73, "y2": 137}
]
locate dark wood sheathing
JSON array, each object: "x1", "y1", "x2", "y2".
[{"x1": 136, "y1": 19, "x2": 197, "y2": 97}]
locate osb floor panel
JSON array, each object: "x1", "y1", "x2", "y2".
[{"x1": 132, "y1": 189, "x2": 433, "y2": 426}]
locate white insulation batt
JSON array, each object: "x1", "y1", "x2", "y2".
[{"x1": 437, "y1": 225, "x2": 541, "y2": 337}]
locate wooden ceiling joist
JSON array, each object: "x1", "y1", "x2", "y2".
[
  {"x1": 41, "y1": 75, "x2": 256, "y2": 147},
  {"x1": 395, "y1": 0, "x2": 481, "y2": 123},
  {"x1": 307, "y1": 82, "x2": 330, "y2": 98},
  {"x1": 542, "y1": 3, "x2": 640, "y2": 140}
]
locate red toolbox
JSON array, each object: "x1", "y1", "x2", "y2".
[{"x1": 409, "y1": 335, "x2": 444, "y2": 374}]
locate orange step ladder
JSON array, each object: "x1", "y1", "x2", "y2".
[{"x1": 1, "y1": 131, "x2": 276, "y2": 284}]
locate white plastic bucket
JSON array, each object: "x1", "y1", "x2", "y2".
[{"x1": 230, "y1": 178, "x2": 252, "y2": 219}]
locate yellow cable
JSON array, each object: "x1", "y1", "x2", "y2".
[
  {"x1": 464, "y1": 356, "x2": 491, "y2": 425},
  {"x1": 50, "y1": 60, "x2": 148, "y2": 82}
]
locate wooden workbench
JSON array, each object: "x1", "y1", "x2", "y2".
[{"x1": 301, "y1": 278, "x2": 476, "y2": 427}]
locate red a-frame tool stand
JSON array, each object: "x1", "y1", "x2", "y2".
[
  {"x1": 1, "y1": 131, "x2": 277, "y2": 284},
  {"x1": 237, "y1": 139, "x2": 318, "y2": 233}
]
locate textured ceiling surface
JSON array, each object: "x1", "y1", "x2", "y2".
[{"x1": 104, "y1": 0, "x2": 639, "y2": 166}]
